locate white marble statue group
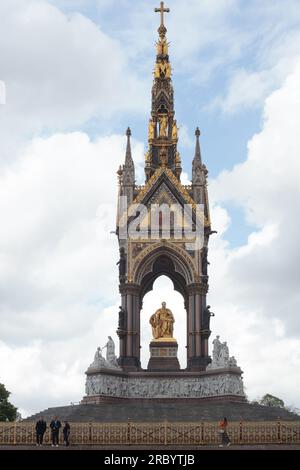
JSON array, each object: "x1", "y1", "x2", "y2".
[
  {"x1": 85, "y1": 334, "x2": 244, "y2": 399},
  {"x1": 89, "y1": 336, "x2": 120, "y2": 370},
  {"x1": 208, "y1": 335, "x2": 238, "y2": 369}
]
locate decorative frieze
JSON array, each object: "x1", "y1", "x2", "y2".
[{"x1": 85, "y1": 371, "x2": 244, "y2": 399}]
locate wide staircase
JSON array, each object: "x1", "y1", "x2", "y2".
[{"x1": 25, "y1": 400, "x2": 299, "y2": 422}]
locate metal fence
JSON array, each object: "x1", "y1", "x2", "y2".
[{"x1": 0, "y1": 421, "x2": 299, "y2": 446}]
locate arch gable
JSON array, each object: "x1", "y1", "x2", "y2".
[{"x1": 132, "y1": 242, "x2": 196, "y2": 287}]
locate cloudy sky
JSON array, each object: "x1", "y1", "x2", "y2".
[{"x1": 0, "y1": 0, "x2": 300, "y2": 417}]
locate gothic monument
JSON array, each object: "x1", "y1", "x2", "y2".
[{"x1": 83, "y1": 2, "x2": 244, "y2": 403}]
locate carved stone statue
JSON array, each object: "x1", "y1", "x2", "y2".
[
  {"x1": 159, "y1": 115, "x2": 168, "y2": 138},
  {"x1": 201, "y1": 246, "x2": 210, "y2": 276},
  {"x1": 148, "y1": 119, "x2": 155, "y2": 140},
  {"x1": 208, "y1": 335, "x2": 239, "y2": 370},
  {"x1": 159, "y1": 147, "x2": 168, "y2": 166},
  {"x1": 219, "y1": 341, "x2": 229, "y2": 364},
  {"x1": 229, "y1": 356, "x2": 237, "y2": 367},
  {"x1": 117, "y1": 306, "x2": 126, "y2": 334},
  {"x1": 90, "y1": 346, "x2": 106, "y2": 369},
  {"x1": 212, "y1": 335, "x2": 221, "y2": 363},
  {"x1": 150, "y1": 301, "x2": 174, "y2": 339},
  {"x1": 172, "y1": 120, "x2": 178, "y2": 141},
  {"x1": 202, "y1": 305, "x2": 215, "y2": 330},
  {"x1": 102, "y1": 336, "x2": 117, "y2": 365},
  {"x1": 116, "y1": 247, "x2": 126, "y2": 283},
  {"x1": 94, "y1": 347, "x2": 101, "y2": 362}
]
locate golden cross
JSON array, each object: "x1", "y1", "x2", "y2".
[{"x1": 154, "y1": 1, "x2": 170, "y2": 27}]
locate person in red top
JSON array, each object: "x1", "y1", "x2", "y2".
[{"x1": 219, "y1": 417, "x2": 231, "y2": 447}]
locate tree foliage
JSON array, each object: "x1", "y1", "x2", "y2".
[
  {"x1": 0, "y1": 383, "x2": 17, "y2": 422},
  {"x1": 259, "y1": 394, "x2": 285, "y2": 408}
]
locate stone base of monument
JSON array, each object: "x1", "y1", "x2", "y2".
[
  {"x1": 82, "y1": 366, "x2": 246, "y2": 403},
  {"x1": 147, "y1": 338, "x2": 180, "y2": 371}
]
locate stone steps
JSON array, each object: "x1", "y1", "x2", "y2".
[{"x1": 25, "y1": 401, "x2": 299, "y2": 422}]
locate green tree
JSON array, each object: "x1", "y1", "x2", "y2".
[
  {"x1": 0, "y1": 383, "x2": 17, "y2": 421},
  {"x1": 259, "y1": 394, "x2": 285, "y2": 408}
]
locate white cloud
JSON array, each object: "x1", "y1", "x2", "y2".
[
  {"x1": 0, "y1": 130, "x2": 144, "y2": 416},
  {"x1": 206, "y1": 6, "x2": 300, "y2": 113},
  {"x1": 208, "y1": 65, "x2": 300, "y2": 405},
  {"x1": 206, "y1": 69, "x2": 272, "y2": 113},
  {"x1": 178, "y1": 125, "x2": 193, "y2": 149},
  {"x1": 0, "y1": 0, "x2": 147, "y2": 161},
  {"x1": 0, "y1": 303, "x2": 119, "y2": 417}
]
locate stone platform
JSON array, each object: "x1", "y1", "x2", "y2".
[{"x1": 26, "y1": 400, "x2": 300, "y2": 422}]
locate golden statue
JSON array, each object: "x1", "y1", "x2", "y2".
[
  {"x1": 155, "y1": 60, "x2": 170, "y2": 79},
  {"x1": 154, "y1": 62, "x2": 161, "y2": 78},
  {"x1": 165, "y1": 62, "x2": 171, "y2": 78},
  {"x1": 159, "y1": 147, "x2": 168, "y2": 167},
  {"x1": 159, "y1": 115, "x2": 168, "y2": 137},
  {"x1": 172, "y1": 120, "x2": 178, "y2": 141},
  {"x1": 148, "y1": 119, "x2": 155, "y2": 140},
  {"x1": 155, "y1": 61, "x2": 165, "y2": 78},
  {"x1": 156, "y1": 38, "x2": 169, "y2": 55},
  {"x1": 156, "y1": 40, "x2": 163, "y2": 55},
  {"x1": 150, "y1": 302, "x2": 175, "y2": 339}
]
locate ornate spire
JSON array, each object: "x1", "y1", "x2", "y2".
[
  {"x1": 193, "y1": 127, "x2": 202, "y2": 166},
  {"x1": 192, "y1": 127, "x2": 208, "y2": 198},
  {"x1": 125, "y1": 127, "x2": 133, "y2": 166},
  {"x1": 145, "y1": 2, "x2": 181, "y2": 181},
  {"x1": 122, "y1": 127, "x2": 135, "y2": 198}
]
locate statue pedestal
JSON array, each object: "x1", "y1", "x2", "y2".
[{"x1": 147, "y1": 338, "x2": 180, "y2": 371}]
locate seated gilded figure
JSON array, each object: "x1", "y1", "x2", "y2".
[{"x1": 150, "y1": 301, "x2": 174, "y2": 339}]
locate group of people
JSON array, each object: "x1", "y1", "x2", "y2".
[
  {"x1": 35, "y1": 416, "x2": 70, "y2": 447},
  {"x1": 35, "y1": 415, "x2": 230, "y2": 448}
]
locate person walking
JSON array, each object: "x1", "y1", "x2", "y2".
[
  {"x1": 35, "y1": 416, "x2": 47, "y2": 446},
  {"x1": 63, "y1": 421, "x2": 71, "y2": 447},
  {"x1": 50, "y1": 416, "x2": 62, "y2": 447},
  {"x1": 219, "y1": 417, "x2": 231, "y2": 447}
]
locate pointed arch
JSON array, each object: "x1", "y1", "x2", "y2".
[{"x1": 132, "y1": 242, "x2": 196, "y2": 304}]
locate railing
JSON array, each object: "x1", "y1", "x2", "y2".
[{"x1": 0, "y1": 421, "x2": 299, "y2": 446}]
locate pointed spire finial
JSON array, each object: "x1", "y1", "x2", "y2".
[
  {"x1": 125, "y1": 127, "x2": 133, "y2": 166},
  {"x1": 193, "y1": 127, "x2": 202, "y2": 165}
]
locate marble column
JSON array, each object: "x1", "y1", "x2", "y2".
[
  {"x1": 187, "y1": 282, "x2": 210, "y2": 371},
  {"x1": 118, "y1": 283, "x2": 141, "y2": 371}
]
